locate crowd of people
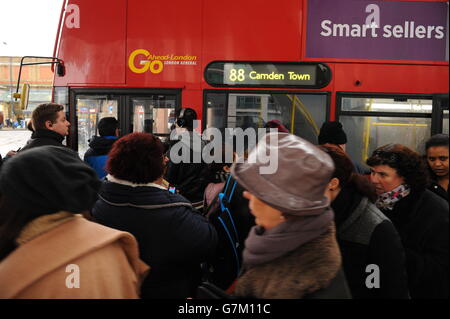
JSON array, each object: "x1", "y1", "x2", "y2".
[{"x1": 0, "y1": 103, "x2": 448, "y2": 299}]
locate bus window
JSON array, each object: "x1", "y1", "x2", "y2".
[
  {"x1": 340, "y1": 115, "x2": 431, "y2": 168},
  {"x1": 338, "y1": 96, "x2": 433, "y2": 168},
  {"x1": 205, "y1": 92, "x2": 328, "y2": 144},
  {"x1": 205, "y1": 93, "x2": 227, "y2": 130},
  {"x1": 341, "y1": 97, "x2": 432, "y2": 113},
  {"x1": 76, "y1": 96, "x2": 119, "y2": 156},
  {"x1": 130, "y1": 95, "x2": 176, "y2": 137}
]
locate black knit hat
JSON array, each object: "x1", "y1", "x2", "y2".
[
  {"x1": 318, "y1": 121, "x2": 348, "y2": 145},
  {"x1": 0, "y1": 146, "x2": 101, "y2": 216}
]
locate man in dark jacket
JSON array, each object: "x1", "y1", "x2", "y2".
[
  {"x1": 84, "y1": 117, "x2": 119, "y2": 179},
  {"x1": 20, "y1": 103, "x2": 70, "y2": 152},
  {"x1": 165, "y1": 108, "x2": 208, "y2": 209}
]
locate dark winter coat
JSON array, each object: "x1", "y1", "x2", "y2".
[
  {"x1": 20, "y1": 129, "x2": 65, "y2": 151},
  {"x1": 234, "y1": 225, "x2": 351, "y2": 299},
  {"x1": 381, "y1": 189, "x2": 449, "y2": 299},
  {"x1": 165, "y1": 131, "x2": 208, "y2": 204},
  {"x1": 91, "y1": 180, "x2": 218, "y2": 299},
  {"x1": 428, "y1": 180, "x2": 448, "y2": 203},
  {"x1": 332, "y1": 187, "x2": 409, "y2": 299},
  {"x1": 83, "y1": 136, "x2": 118, "y2": 179}
]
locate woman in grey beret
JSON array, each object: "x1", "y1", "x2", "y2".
[{"x1": 229, "y1": 132, "x2": 351, "y2": 299}]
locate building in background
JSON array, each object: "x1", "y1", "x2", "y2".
[{"x1": 0, "y1": 56, "x2": 53, "y2": 129}]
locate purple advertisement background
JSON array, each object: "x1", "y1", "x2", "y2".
[{"x1": 306, "y1": 0, "x2": 448, "y2": 61}]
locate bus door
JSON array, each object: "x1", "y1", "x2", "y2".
[
  {"x1": 204, "y1": 91, "x2": 329, "y2": 144},
  {"x1": 74, "y1": 94, "x2": 119, "y2": 156},
  {"x1": 432, "y1": 94, "x2": 449, "y2": 135},
  {"x1": 69, "y1": 89, "x2": 180, "y2": 156},
  {"x1": 336, "y1": 94, "x2": 439, "y2": 168}
]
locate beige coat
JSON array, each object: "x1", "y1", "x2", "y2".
[{"x1": 0, "y1": 213, "x2": 149, "y2": 299}]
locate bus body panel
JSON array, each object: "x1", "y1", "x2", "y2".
[
  {"x1": 55, "y1": 0, "x2": 127, "y2": 85},
  {"x1": 202, "y1": 0, "x2": 302, "y2": 62},
  {"x1": 334, "y1": 63, "x2": 449, "y2": 93},
  {"x1": 126, "y1": 0, "x2": 203, "y2": 88}
]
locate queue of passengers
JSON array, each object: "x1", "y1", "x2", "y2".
[{"x1": 0, "y1": 103, "x2": 448, "y2": 299}]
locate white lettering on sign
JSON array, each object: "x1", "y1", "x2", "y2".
[{"x1": 320, "y1": 4, "x2": 445, "y2": 40}]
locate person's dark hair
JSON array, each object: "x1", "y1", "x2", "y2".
[
  {"x1": 425, "y1": 133, "x2": 449, "y2": 151},
  {"x1": 366, "y1": 144, "x2": 429, "y2": 193},
  {"x1": 0, "y1": 195, "x2": 33, "y2": 261},
  {"x1": 27, "y1": 121, "x2": 34, "y2": 132},
  {"x1": 321, "y1": 144, "x2": 377, "y2": 202},
  {"x1": 176, "y1": 108, "x2": 197, "y2": 131},
  {"x1": 32, "y1": 103, "x2": 64, "y2": 130},
  {"x1": 98, "y1": 117, "x2": 119, "y2": 137},
  {"x1": 107, "y1": 132, "x2": 165, "y2": 183}
]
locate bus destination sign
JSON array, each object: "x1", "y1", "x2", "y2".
[{"x1": 205, "y1": 62, "x2": 331, "y2": 88}]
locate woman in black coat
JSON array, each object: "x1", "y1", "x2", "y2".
[
  {"x1": 424, "y1": 134, "x2": 449, "y2": 202},
  {"x1": 367, "y1": 144, "x2": 449, "y2": 299},
  {"x1": 92, "y1": 133, "x2": 218, "y2": 299},
  {"x1": 321, "y1": 144, "x2": 409, "y2": 299}
]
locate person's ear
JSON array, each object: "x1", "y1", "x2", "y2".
[
  {"x1": 328, "y1": 177, "x2": 340, "y2": 191},
  {"x1": 45, "y1": 120, "x2": 53, "y2": 130}
]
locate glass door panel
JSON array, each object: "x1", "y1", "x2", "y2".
[
  {"x1": 76, "y1": 95, "x2": 118, "y2": 156},
  {"x1": 130, "y1": 95, "x2": 176, "y2": 138}
]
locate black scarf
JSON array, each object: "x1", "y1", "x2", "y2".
[{"x1": 31, "y1": 129, "x2": 65, "y2": 144}]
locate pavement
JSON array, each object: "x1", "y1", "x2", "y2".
[{"x1": 0, "y1": 129, "x2": 32, "y2": 158}]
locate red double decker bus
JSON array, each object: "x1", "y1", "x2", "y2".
[{"x1": 51, "y1": 0, "x2": 448, "y2": 166}]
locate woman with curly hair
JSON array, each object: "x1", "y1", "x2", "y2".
[
  {"x1": 367, "y1": 144, "x2": 449, "y2": 299},
  {"x1": 321, "y1": 144, "x2": 408, "y2": 299},
  {"x1": 424, "y1": 134, "x2": 449, "y2": 202}
]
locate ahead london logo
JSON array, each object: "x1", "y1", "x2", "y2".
[{"x1": 128, "y1": 49, "x2": 198, "y2": 74}]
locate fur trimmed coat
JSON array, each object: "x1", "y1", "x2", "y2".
[{"x1": 234, "y1": 226, "x2": 351, "y2": 299}]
